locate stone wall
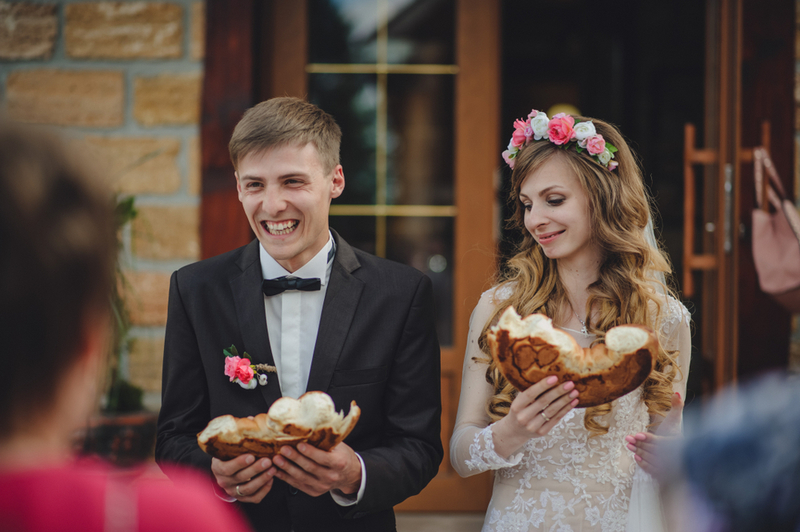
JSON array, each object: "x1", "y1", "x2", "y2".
[{"x1": 0, "y1": 0, "x2": 205, "y2": 410}]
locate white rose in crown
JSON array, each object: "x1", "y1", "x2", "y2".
[
  {"x1": 574, "y1": 120, "x2": 597, "y2": 147},
  {"x1": 598, "y1": 148, "x2": 613, "y2": 166},
  {"x1": 530, "y1": 111, "x2": 550, "y2": 140}
]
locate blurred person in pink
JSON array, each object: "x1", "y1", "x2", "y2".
[{"x1": 0, "y1": 120, "x2": 252, "y2": 532}]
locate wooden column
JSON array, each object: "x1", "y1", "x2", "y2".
[{"x1": 200, "y1": 0, "x2": 256, "y2": 259}]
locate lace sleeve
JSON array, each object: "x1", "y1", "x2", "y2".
[
  {"x1": 659, "y1": 297, "x2": 692, "y2": 398},
  {"x1": 463, "y1": 425, "x2": 524, "y2": 473},
  {"x1": 449, "y1": 288, "x2": 523, "y2": 477}
]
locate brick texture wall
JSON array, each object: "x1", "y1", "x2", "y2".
[{"x1": 0, "y1": 0, "x2": 206, "y2": 409}]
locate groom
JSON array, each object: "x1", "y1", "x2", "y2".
[{"x1": 156, "y1": 97, "x2": 443, "y2": 532}]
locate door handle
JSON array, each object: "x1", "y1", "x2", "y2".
[
  {"x1": 682, "y1": 121, "x2": 770, "y2": 297},
  {"x1": 683, "y1": 123, "x2": 718, "y2": 298}
]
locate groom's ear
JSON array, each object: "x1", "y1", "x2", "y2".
[
  {"x1": 330, "y1": 165, "x2": 345, "y2": 199},
  {"x1": 235, "y1": 172, "x2": 245, "y2": 201}
]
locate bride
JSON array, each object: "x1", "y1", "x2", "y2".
[{"x1": 450, "y1": 110, "x2": 691, "y2": 531}]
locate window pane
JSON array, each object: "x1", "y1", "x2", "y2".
[
  {"x1": 308, "y1": 0, "x2": 378, "y2": 63},
  {"x1": 330, "y1": 216, "x2": 377, "y2": 256},
  {"x1": 309, "y1": 73, "x2": 377, "y2": 205},
  {"x1": 386, "y1": 74, "x2": 454, "y2": 205},
  {"x1": 386, "y1": 216, "x2": 453, "y2": 345},
  {"x1": 386, "y1": 0, "x2": 455, "y2": 64}
]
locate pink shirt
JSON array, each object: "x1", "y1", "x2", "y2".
[{"x1": 0, "y1": 459, "x2": 252, "y2": 532}]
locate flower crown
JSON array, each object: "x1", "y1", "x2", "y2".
[{"x1": 502, "y1": 110, "x2": 618, "y2": 171}]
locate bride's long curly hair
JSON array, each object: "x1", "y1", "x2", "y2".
[{"x1": 479, "y1": 116, "x2": 680, "y2": 437}]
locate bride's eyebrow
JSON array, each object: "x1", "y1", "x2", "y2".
[{"x1": 538, "y1": 185, "x2": 563, "y2": 197}]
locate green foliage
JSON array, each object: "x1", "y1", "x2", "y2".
[
  {"x1": 224, "y1": 345, "x2": 251, "y2": 360},
  {"x1": 103, "y1": 195, "x2": 144, "y2": 414}
]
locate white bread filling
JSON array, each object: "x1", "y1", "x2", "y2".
[
  {"x1": 496, "y1": 307, "x2": 576, "y2": 355},
  {"x1": 267, "y1": 397, "x2": 302, "y2": 432},
  {"x1": 268, "y1": 392, "x2": 348, "y2": 433},
  {"x1": 299, "y1": 392, "x2": 339, "y2": 427},
  {"x1": 495, "y1": 306, "x2": 626, "y2": 374},
  {"x1": 606, "y1": 326, "x2": 648, "y2": 355},
  {"x1": 198, "y1": 415, "x2": 240, "y2": 444}
]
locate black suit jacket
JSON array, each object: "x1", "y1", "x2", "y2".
[{"x1": 155, "y1": 232, "x2": 443, "y2": 532}]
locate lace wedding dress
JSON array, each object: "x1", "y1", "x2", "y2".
[{"x1": 450, "y1": 287, "x2": 691, "y2": 532}]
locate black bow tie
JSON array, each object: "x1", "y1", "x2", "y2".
[{"x1": 261, "y1": 276, "x2": 321, "y2": 296}]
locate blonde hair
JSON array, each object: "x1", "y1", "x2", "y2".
[
  {"x1": 229, "y1": 97, "x2": 342, "y2": 173},
  {"x1": 480, "y1": 116, "x2": 680, "y2": 437}
]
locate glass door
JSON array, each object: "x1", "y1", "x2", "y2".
[
  {"x1": 303, "y1": 0, "x2": 499, "y2": 510},
  {"x1": 307, "y1": 0, "x2": 458, "y2": 343}
]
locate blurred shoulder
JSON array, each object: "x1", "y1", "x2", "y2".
[
  {"x1": 136, "y1": 465, "x2": 251, "y2": 531},
  {"x1": 480, "y1": 282, "x2": 514, "y2": 308}
]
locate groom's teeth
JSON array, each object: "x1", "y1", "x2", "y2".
[{"x1": 264, "y1": 220, "x2": 298, "y2": 235}]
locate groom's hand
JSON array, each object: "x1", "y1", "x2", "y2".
[
  {"x1": 273, "y1": 442, "x2": 362, "y2": 497},
  {"x1": 211, "y1": 454, "x2": 276, "y2": 503}
]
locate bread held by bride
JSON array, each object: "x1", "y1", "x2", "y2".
[
  {"x1": 197, "y1": 391, "x2": 360, "y2": 460},
  {"x1": 487, "y1": 307, "x2": 659, "y2": 407}
]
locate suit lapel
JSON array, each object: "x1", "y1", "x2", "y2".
[
  {"x1": 231, "y1": 240, "x2": 283, "y2": 407},
  {"x1": 306, "y1": 232, "x2": 363, "y2": 393}
]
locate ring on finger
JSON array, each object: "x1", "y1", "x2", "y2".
[
  {"x1": 539, "y1": 410, "x2": 551, "y2": 422},
  {"x1": 235, "y1": 484, "x2": 243, "y2": 497}
]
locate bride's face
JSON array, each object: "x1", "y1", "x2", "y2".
[{"x1": 519, "y1": 155, "x2": 598, "y2": 263}]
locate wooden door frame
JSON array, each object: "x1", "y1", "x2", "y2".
[
  {"x1": 397, "y1": 0, "x2": 499, "y2": 511},
  {"x1": 200, "y1": 0, "x2": 256, "y2": 259},
  {"x1": 686, "y1": 0, "x2": 793, "y2": 392},
  {"x1": 201, "y1": 0, "x2": 500, "y2": 511}
]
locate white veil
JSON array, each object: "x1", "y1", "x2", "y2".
[
  {"x1": 644, "y1": 215, "x2": 668, "y2": 297},
  {"x1": 626, "y1": 215, "x2": 671, "y2": 532}
]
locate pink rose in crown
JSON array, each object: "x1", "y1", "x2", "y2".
[
  {"x1": 502, "y1": 149, "x2": 516, "y2": 169},
  {"x1": 511, "y1": 119, "x2": 528, "y2": 148},
  {"x1": 548, "y1": 113, "x2": 576, "y2": 145},
  {"x1": 523, "y1": 125, "x2": 534, "y2": 141},
  {"x1": 586, "y1": 135, "x2": 606, "y2": 155}
]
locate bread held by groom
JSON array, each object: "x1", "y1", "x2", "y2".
[{"x1": 155, "y1": 97, "x2": 443, "y2": 532}]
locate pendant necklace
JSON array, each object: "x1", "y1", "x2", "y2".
[{"x1": 568, "y1": 300, "x2": 589, "y2": 335}]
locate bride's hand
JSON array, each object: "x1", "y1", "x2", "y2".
[
  {"x1": 491, "y1": 375, "x2": 579, "y2": 459},
  {"x1": 625, "y1": 392, "x2": 683, "y2": 477}
]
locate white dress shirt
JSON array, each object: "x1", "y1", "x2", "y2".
[
  {"x1": 260, "y1": 236, "x2": 334, "y2": 400},
  {"x1": 259, "y1": 232, "x2": 365, "y2": 506}
]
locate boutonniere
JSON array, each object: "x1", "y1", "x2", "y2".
[{"x1": 223, "y1": 345, "x2": 277, "y2": 390}]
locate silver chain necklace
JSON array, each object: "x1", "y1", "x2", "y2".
[{"x1": 568, "y1": 300, "x2": 589, "y2": 334}]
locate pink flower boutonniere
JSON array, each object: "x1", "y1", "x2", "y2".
[{"x1": 223, "y1": 345, "x2": 276, "y2": 390}]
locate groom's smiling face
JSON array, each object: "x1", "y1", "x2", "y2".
[{"x1": 236, "y1": 142, "x2": 344, "y2": 273}]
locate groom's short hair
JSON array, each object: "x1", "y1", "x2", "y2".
[{"x1": 229, "y1": 97, "x2": 342, "y2": 173}]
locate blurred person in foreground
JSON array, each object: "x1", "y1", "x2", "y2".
[
  {"x1": 656, "y1": 372, "x2": 800, "y2": 532},
  {"x1": 0, "y1": 120, "x2": 252, "y2": 532}
]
